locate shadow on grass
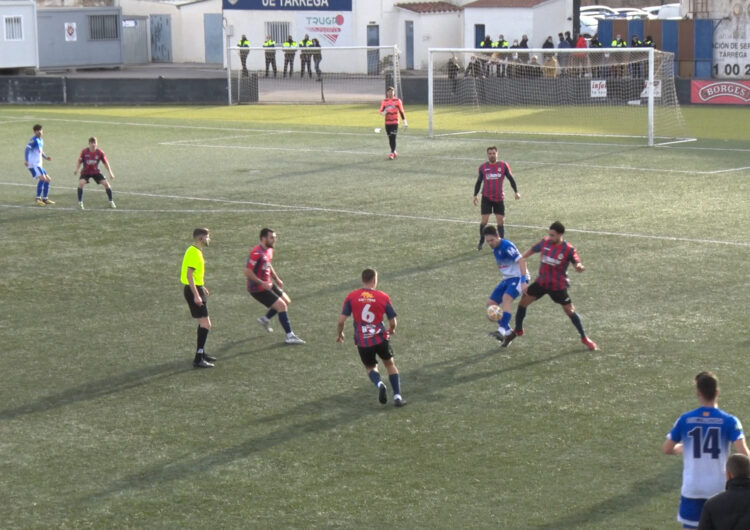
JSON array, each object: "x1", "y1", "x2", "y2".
[
  {"x1": 81, "y1": 344, "x2": 581, "y2": 503},
  {"x1": 534, "y1": 466, "x2": 679, "y2": 529},
  {"x1": 0, "y1": 339, "x2": 282, "y2": 422}
]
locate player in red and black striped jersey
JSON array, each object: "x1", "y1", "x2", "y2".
[
  {"x1": 473, "y1": 146, "x2": 520, "y2": 250},
  {"x1": 244, "y1": 228, "x2": 305, "y2": 344},
  {"x1": 73, "y1": 137, "x2": 116, "y2": 209},
  {"x1": 502, "y1": 221, "x2": 598, "y2": 351},
  {"x1": 378, "y1": 86, "x2": 407, "y2": 160},
  {"x1": 336, "y1": 268, "x2": 405, "y2": 407}
]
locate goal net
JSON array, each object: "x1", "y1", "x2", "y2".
[
  {"x1": 428, "y1": 47, "x2": 690, "y2": 146},
  {"x1": 228, "y1": 45, "x2": 401, "y2": 105}
]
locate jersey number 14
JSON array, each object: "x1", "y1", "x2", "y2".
[{"x1": 688, "y1": 426, "x2": 721, "y2": 459}]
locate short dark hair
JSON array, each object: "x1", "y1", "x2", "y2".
[
  {"x1": 549, "y1": 221, "x2": 565, "y2": 234},
  {"x1": 33, "y1": 124, "x2": 42, "y2": 132},
  {"x1": 695, "y1": 371, "x2": 719, "y2": 401},
  {"x1": 362, "y1": 268, "x2": 377, "y2": 283},
  {"x1": 726, "y1": 454, "x2": 750, "y2": 479},
  {"x1": 193, "y1": 227, "x2": 209, "y2": 239},
  {"x1": 386, "y1": 86, "x2": 394, "y2": 92},
  {"x1": 88, "y1": 137, "x2": 97, "y2": 143},
  {"x1": 483, "y1": 225, "x2": 499, "y2": 237},
  {"x1": 260, "y1": 228, "x2": 274, "y2": 239},
  {"x1": 487, "y1": 146, "x2": 497, "y2": 153}
]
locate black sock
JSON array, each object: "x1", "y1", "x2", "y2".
[
  {"x1": 479, "y1": 223, "x2": 487, "y2": 245},
  {"x1": 197, "y1": 326, "x2": 209, "y2": 351},
  {"x1": 515, "y1": 306, "x2": 527, "y2": 332},
  {"x1": 106, "y1": 188, "x2": 113, "y2": 201},
  {"x1": 568, "y1": 312, "x2": 586, "y2": 338},
  {"x1": 498, "y1": 224, "x2": 505, "y2": 238},
  {"x1": 77, "y1": 188, "x2": 83, "y2": 202}
]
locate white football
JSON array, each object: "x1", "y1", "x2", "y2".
[{"x1": 486, "y1": 304, "x2": 503, "y2": 322}]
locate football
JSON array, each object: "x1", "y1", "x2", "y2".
[{"x1": 486, "y1": 304, "x2": 503, "y2": 322}]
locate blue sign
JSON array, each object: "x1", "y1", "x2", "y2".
[{"x1": 223, "y1": 0, "x2": 352, "y2": 10}]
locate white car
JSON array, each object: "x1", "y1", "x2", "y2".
[
  {"x1": 613, "y1": 7, "x2": 649, "y2": 19},
  {"x1": 580, "y1": 5, "x2": 619, "y2": 18},
  {"x1": 579, "y1": 15, "x2": 600, "y2": 36},
  {"x1": 641, "y1": 5, "x2": 662, "y2": 19},
  {"x1": 657, "y1": 3, "x2": 681, "y2": 19}
]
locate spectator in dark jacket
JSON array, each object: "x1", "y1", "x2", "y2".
[{"x1": 697, "y1": 454, "x2": 750, "y2": 530}]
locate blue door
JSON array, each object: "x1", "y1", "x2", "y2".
[
  {"x1": 405, "y1": 21, "x2": 414, "y2": 70},
  {"x1": 204, "y1": 14, "x2": 223, "y2": 64},
  {"x1": 475, "y1": 24, "x2": 485, "y2": 49},
  {"x1": 150, "y1": 14, "x2": 172, "y2": 62},
  {"x1": 367, "y1": 24, "x2": 379, "y2": 74}
]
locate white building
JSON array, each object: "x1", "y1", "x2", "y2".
[{"x1": 0, "y1": 0, "x2": 39, "y2": 70}]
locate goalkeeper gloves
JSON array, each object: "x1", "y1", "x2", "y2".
[{"x1": 403, "y1": 119, "x2": 408, "y2": 129}]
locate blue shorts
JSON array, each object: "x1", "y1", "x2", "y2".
[
  {"x1": 677, "y1": 496, "x2": 706, "y2": 528},
  {"x1": 490, "y1": 277, "x2": 523, "y2": 303},
  {"x1": 28, "y1": 167, "x2": 47, "y2": 178}
]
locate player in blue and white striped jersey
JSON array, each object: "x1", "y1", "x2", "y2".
[
  {"x1": 24, "y1": 124, "x2": 54, "y2": 206},
  {"x1": 484, "y1": 225, "x2": 529, "y2": 339}
]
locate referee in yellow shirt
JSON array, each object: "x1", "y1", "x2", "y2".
[{"x1": 181, "y1": 228, "x2": 215, "y2": 368}]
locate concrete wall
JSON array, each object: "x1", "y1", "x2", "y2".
[
  {"x1": 396, "y1": 11, "x2": 463, "y2": 70},
  {"x1": 0, "y1": 1, "x2": 38, "y2": 69},
  {"x1": 37, "y1": 7, "x2": 122, "y2": 69}
]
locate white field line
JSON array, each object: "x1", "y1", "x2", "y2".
[
  {"x1": 0, "y1": 204, "x2": 307, "y2": 214},
  {"x1": 4, "y1": 114, "x2": 750, "y2": 153},
  {"x1": 703, "y1": 165, "x2": 750, "y2": 175},
  {"x1": 2, "y1": 182, "x2": 748, "y2": 247},
  {"x1": 159, "y1": 137, "x2": 744, "y2": 175}
]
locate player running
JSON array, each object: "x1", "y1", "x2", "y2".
[
  {"x1": 474, "y1": 146, "x2": 519, "y2": 250},
  {"x1": 483, "y1": 225, "x2": 529, "y2": 339},
  {"x1": 245, "y1": 228, "x2": 305, "y2": 345},
  {"x1": 378, "y1": 86, "x2": 407, "y2": 160},
  {"x1": 73, "y1": 137, "x2": 116, "y2": 209},
  {"x1": 25, "y1": 124, "x2": 54, "y2": 206},
  {"x1": 337, "y1": 268, "x2": 405, "y2": 407},
  {"x1": 501, "y1": 221, "x2": 598, "y2": 350}
]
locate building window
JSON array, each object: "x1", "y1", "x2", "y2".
[
  {"x1": 4, "y1": 16, "x2": 23, "y2": 41},
  {"x1": 265, "y1": 22, "x2": 290, "y2": 45},
  {"x1": 89, "y1": 14, "x2": 119, "y2": 41}
]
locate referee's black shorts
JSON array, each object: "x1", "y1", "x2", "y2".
[
  {"x1": 357, "y1": 340, "x2": 394, "y2": 367},
  {"x1": 480, "y1": 196, "x2": 505, "y2": 216},
  {"x1": 184, "y1": 285, "x2": 209, "y2": 318},
  {"x1": 251, "y1": 284, "x2": 285, "y2": 308}
]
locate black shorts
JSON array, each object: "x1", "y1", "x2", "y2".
[
  {"x1": 250, "y1": 284, "x2": 285, "y2": 308},
  {"x1": 480, "y1": 196, "x2": 505, "y2": 216},
  {"x1": 184, "y1": 285, "x2": 209, "y2": 318},
  {"x1": 80, "y1": 173, "x2": 106, "y2": 184},
  {"x1": 385, "y1": 123, "x2": 399, "y2": 136},
  {"x1": 358, "y1": 340, "x2": 394, "y2": 367},
  {"x1": 526, "y1": 281, "x2": 571, "y2": 305}
]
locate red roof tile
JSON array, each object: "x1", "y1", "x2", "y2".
[
  {"x1": 464, "y1": 0, "x2": 548, "y2": 7},
  {"x1": 394, "y1": 2, "x2": 463, "y2": 14}
]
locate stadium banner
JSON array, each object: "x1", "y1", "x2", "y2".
[
  {"x1": 711, "y1": 0, "x2": 750, "y2": 78},
  {"x1": 590, "y1": 80, "x2": 607, "y2": 98},
  {"x1": 223, "y1": 0, "x2": 352, "y2": 11},
  {"x1": 294, "y1": 12, "x2": 352, "y2": 46},
  {"x1": 690, "y1": 80, "x2": 750, "y2": 104}
]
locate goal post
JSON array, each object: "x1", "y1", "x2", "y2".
[
  {"x1": 227, "y1": 45, "x2": 401, "y2": 105},
  {"x1": 427, "y1": 46, "x2": 689, "y2": 146}
]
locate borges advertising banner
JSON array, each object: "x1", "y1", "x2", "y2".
[{"x1": 691, "y1": 80, "x2": 750, "y2": 104}]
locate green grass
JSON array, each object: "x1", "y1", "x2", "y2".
[{"x1": 1, "y1": 104, "x2": 749, "y2": 528}]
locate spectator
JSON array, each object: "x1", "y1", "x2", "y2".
[
  {"x1": 557, "y1": 32, "x2": 571, "y2": 69},
  {"x1": 519, "y1": 34, "x2": 530, "y2": 63},
  {"x1": 565, "y1": 30, "x2": 574, "y2": 47},
  {"x1": 643, "y1": 35, "x2": 655, "y2": 48},
  {"x1": 310, "y1": 38, "x2": 322, "y2": 80},
  {"x1": 299, "y1": 33, "x2": 313, "y2": 78},
  {"x1": 282, "y1": 35, "x2": 297, "y2": 77},
  {"x1": 237, "y1": 34, "x2": 250, "y2": 75},
  {"x1": 495, "y1": 34, "x2": 509, "y2": 76},
  {"x1": 630, "y1": 34, "x2": 643, "y2": 77},
  {"x1": 697, "y1": 454, "x2": 750, "y2": 530},
  {"x1": 542, "y1": 35, "x2": 554, "y2": 60},
  {"x1": 447, "y1": 55, "x2": 461, "y2": 93},
  {"x1": 465, "y1": 55, "x2": 484, "y2": 78},
  {"x1": 263, "y1": 35, "x2": 277, "y2": 77}
]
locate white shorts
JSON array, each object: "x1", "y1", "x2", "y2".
[{"x1": 28, "y1": 167, "x2": 47, "y2": 179}]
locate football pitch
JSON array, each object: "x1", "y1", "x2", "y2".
[{"x1": 1, "y1": 104, "x2": 749, "y2": 528}]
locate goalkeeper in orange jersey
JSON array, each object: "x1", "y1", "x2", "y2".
[{"x1": 378, "y1": 86, "x2": 407, "y2": 160}]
